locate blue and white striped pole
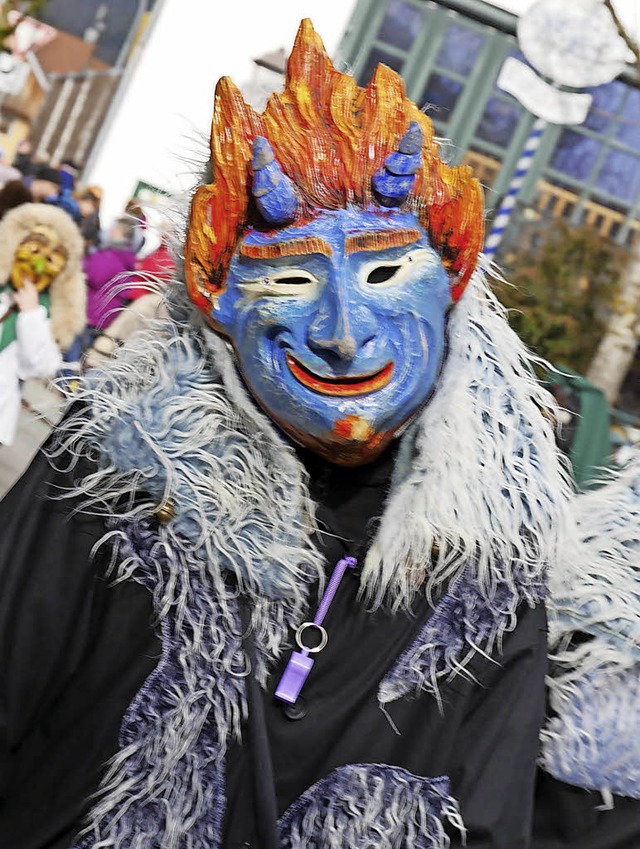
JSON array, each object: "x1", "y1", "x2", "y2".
[{"x1": 484, "y1": 117, "x2": 547, "y2": 258}]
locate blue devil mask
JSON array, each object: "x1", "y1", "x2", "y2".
[
  {"x1": 212, "y1": 206, "x2": 451, "y2": 465},
  {"x1": 184, "y1": 23, "x2": 484, "y2": 465}
]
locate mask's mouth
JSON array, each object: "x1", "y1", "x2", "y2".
[
  {"x1": 11, "y1": 262, "x2": 53, "y2": 291},
  {"x1": 285, "y1": 353, "x2": 394, "y2": 396}
]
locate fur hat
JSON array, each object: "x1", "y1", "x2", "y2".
[{"x1": 0, "y1": 203, "x2": 86, "y2": 351}]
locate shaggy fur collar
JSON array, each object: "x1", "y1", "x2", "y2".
[{"x1": 56, "y1": 269, "x2": 572, "y2": 614}]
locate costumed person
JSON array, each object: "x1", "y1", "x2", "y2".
[
  {"x1": 0, "y1": 203, "x2": 85, "y2": 447},
  {"x1": 83, "y1": 208, "x2": 175, "y2": 371},
  {"x1": 83, "y1": 216, "x2": 141, "y2": 334},
  {"x1": 0, "y1": 20, "x2": 638, "y2": 849}
]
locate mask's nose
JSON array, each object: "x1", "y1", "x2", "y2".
[
  {"x1": 31, "y1": 255, "x2": 46, "y2": 274},
  {"x1": 307, "y1": 279, "x2": 377, "y2": 364}
]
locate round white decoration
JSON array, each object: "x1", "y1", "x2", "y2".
[{"x1": 517, "y1": 0, "x2": 630, "y2": 88}]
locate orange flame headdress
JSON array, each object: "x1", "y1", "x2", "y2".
[{"x1": 185, "y1": 19, "x2": 484, "y2": 311}]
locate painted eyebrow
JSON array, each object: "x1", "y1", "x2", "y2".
[
  {"x1": 345, "y1": 229, "x2": 422, "y2": 255},
  {"x1": 239, "y1": 236, "x2": 333, "y2": 260}
]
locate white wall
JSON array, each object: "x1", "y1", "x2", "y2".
[{"x1": 84, "y1": 0, "x2": 357, "y2": 226}]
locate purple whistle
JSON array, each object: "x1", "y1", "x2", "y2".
[
  {"x1": 274, "y1": 556, "x2": 356, "y2": 706},
  {"x1": 274, "y1": 651, "x2": 314, "y2": 704}
]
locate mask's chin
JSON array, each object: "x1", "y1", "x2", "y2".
[
  {"x1": 258, "y1": 399, "x2": 407, "y2": 466},
  {"x1": 10, "y1": 266, "x2": 53, "y2": 292}
]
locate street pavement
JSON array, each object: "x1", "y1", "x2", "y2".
[{"x1": 0, "y1": 379, "x2": 66, "y2": 500}]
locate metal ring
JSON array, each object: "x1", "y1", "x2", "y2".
[{"x1": 295, "y1": 621, "x2": 328, "y2": 654}]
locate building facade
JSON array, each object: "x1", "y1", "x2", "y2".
[{"x1": 338, "y1": 0, "x2": 640, "y2": 249}]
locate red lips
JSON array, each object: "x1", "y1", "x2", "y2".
[{"x1": 285, "y1": 353, "x2": 394, "y2": 396}]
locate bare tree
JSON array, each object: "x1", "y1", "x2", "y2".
[
  {"x1": 603, "y1": 0, "x2": 640, "y2": 72},
  {"x1": 587, "y1": 1, "x2": 640, "y2": 404}
]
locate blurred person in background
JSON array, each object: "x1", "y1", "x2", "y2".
[
  {"x1": 0, "y1": 180, "x2": 33, "y2": 220},
  {"x1": 0, "y1": 203, "x2": 85, "y2": 445},
  {"x1": 128, "y1": 206, "x2": 176, "y2": 297},
  {"x1": 59, "y1": 160, "x2": 80, "y2": 184},
  {"x1": 83, "y1": 208, "x2": 173, "y2": 370},
  {"x1": 24, "y1": 163, "x2": 62, "y2": 202},
  {"x1": 83, "y1": 214, "x2": 141, "y2": 335},
  {"x1": 0, "y1": 148, "x2": 22, "y2": 187},
  {"x1": 123, "y1": 197, "x2": 148, "y2": 252},
  {"x1": 13, "y1": 139, "x2": 35, "y2": 177},
  {"x1": 76, "y1": 185, "x2": 103, "y2": 253},
  {"x1": 47, "y1": 163, "x2": 81, "y2": 224}
]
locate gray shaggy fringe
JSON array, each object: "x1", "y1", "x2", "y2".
[
  {"x1": 54, "y1": 267, "x2": 572, "y2": 616},
  {"x1": 278, "y1": 763, "x2": 464, "y2": 849},
  {"x1": 541, "y1": 453, "x2": 640, "y2": 798},
  {"x1": 52, "y1": 291, "x2": 324, "y2": 609}
]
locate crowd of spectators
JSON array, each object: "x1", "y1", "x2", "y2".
[{"x1": 0, "y1": 139, "x2": 176, "y2": 446}]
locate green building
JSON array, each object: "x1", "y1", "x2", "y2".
[
  {"x1": 337, "y1": 0, "x2": 640, "y2": 419},
  {"x1": 338, "y1": 0, "x2": 640, "y2": 249}
]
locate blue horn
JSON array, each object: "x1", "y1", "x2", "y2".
[
  {"x1": 251, "y1": 137, "x2": 298, "y2": 225},
  {"x1": 372, "y1": 121, "x2": 423, "y2": 208}
]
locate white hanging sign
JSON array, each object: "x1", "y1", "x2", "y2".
[{"x1": 497, "y1": 57, "x2": 593, "y2": 125}]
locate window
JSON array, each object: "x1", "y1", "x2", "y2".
[
  {"x1": 418, "y1": 20, "x2": 489, "y2": 125},
  {"x1": 342, "y1": 0, "x2": 639, "y2": 245},
  {"x1": 421, "y1": 73, "x2": 463, "y2": 116},
  {"x1": 616, "y1": 87, "x2": 640, "y2": 151},
  {"x1": 434, "y1": 22, "x2": 486, "y2": 76},
  {"x1": 376, "y1": 0, "x2": 425, "y2": 52},
  {"x1": 596, "y1": 148, "x2": 640, "y2": 204},
  {"x1": 583, "y1": 80, "x2": 626, "y2": 133},
  {"x1": 355, "y1": 0, "x2": 427, "y2": 86},
  {"x1": 358, "y1": 46, "x2": 405, "y2": 85},
  {"x1": 354, "y1": 3, "x2": 496, "y2": 137},
  {"x1": 550, "y1": 131, "x2": 602, "y2": 181},
  {"x1": 545, "y1": 79, "x2": 640, "y2": 220},
  {"x1": 475, "y1": 96, "x2": 522, "y2": 148}
]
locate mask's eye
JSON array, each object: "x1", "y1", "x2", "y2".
[
  {"x1": 269, "y1": 275, "x2": 311, "y2": 286},
  {"x1": 366, "y1": 264, "x2": 402, "y2": 285},
  {"x1": 362, "y1": 248, "x2": 438, "y2": 288},
  {"x1": 239, "y1": 269, "x2": 319, "y2": 296}
]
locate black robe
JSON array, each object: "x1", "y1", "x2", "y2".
[{"x1": 0, "y1": 446, "x2": 637, "y2": 848}]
